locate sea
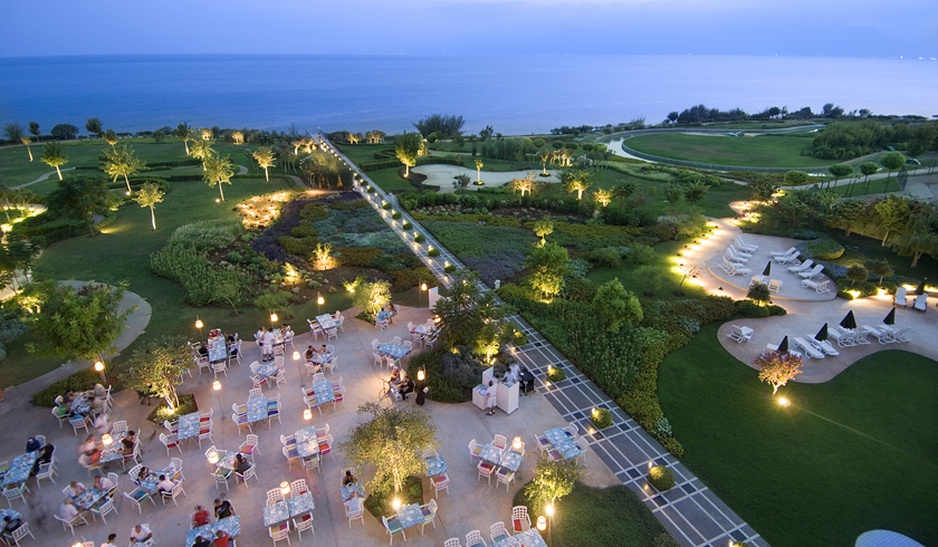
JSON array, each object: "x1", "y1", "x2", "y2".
[{"x1": 0, "y1": 54, "x2": 936, "y2": 136}]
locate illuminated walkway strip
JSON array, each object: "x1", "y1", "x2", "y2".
[{"x1": 321, "y1": 135, "x2": 767, "y2": 547}]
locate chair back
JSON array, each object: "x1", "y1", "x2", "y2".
[
  {"x1": 444, "y1": 539, "x2": 463, "y2": 547},
  {"x1": 466, "y1": 530, "x2": 485, "y2": 547},
  {"x1": 290, "y1": 478, "x2": 309, "y2": 495},
  {"x1": 267, "y1": 488, "x2": 284, "y2": 504},
  {"x1": 493, "y1": 434, "x2": 507, "y2": 450}
]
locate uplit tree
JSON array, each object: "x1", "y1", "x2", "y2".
[
  {"x1": 532, "y1": 218, "x2": 554, "y2": 246},
  {"x1": 564, "y1": 171, "x2": 592, "y2": 200},
  {"x1": 593, "y1": 188, "x2": 613, "y2": 207},
  {"x1": 342, "y1": 402, "x2": 438, "y2": 495},
  {"x1": 20, "y1": 136, "x2": 33, "y2": 162},
  {"x1": 189, "y1": 137, "x2": 215, "y2": 167},
  {"x1": 40, "y1": 141, "x2": 68, "y2": 180},
  {"x1": 474, "y1": 158, "x2": 484, "y2": 183},
  {"x1": 231, "y1": 130, "x2": 244, "y2": 144},
  {"x1": 203, "y1": 153, "x2": 235, "y2": 202},
  {"x1": 526, "y1": 241, "x2": 569, "y2": 301},
  {"x1": 395, "y1": 132, "x2": 424, "y2": 178},
  {"x1": 252, "y1": 146, "x2": 276, "y2": 182},
  {"x1": 753, "y1": 351, "x2": 803, "y2": 394},
  {"x1": 592, "y1": 277, "x2": 642, "y2": 333},
  {"x1": 122, "y1": 336, "x2": 191, "y2": 411},
  {"x1": 85, "y1": 118, "x2": 103, "y2": 139},
  {"x1": 102, "y1": 142, "x2": 146, "y2": 193},
  {"x1": 132, "y1": 182, "x2": 164, "y2": 231},
  {"x1": 510, "y1": 175, "x2": 537, "y2": 196},
  {"x1": 874, "y1": 195, "x2": 911, "y2": 245},
  {"x1": 350, "y1": 278, "x2": 391, "y2": 319},
  {"x1": 888, "y1": 220, "x2": 938, "y2": 267},
  {"x1": 865, "y1": 257, "x2": 893, "y2": 284},
  {"x1": 174, "y1": 122, "x2": 192, "y2": 155},
  {"x1": 520, "y1": 456, "x2": 582, "y2": 514}
]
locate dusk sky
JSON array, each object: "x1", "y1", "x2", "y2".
[{"x1": 2, "y1": 0, "x2": 936, "y2": 58}]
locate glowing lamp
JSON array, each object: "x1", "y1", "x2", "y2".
[
  {"x1": 512, "y1": 436, "x2": 523, "y2": 451},
  {"x1": 417, "y1": 370, "x2": 425, "y2": 382},
  {"x1": 207, "y1": 449, "x2": 219, "y2": 464},
  {"x1": 280, "y1": 480, "x2": 291, "y2": 496},
  {"x1": 270, "y1": 312, "x2": 279, "y2": 323},
  {"x1": 292, "y1": 351, "x2": 301, "y2": 361},
  {"x1": 94, "y1": 360, "x2": 105, "y2": 372},
  {"x1": 212, "y1": 380, "x2": 221, "y2": 391},
  {"x1": 391, "y1": 497, "x2": 402, "y2": 510},
  {"x1": 303, "y1": 408, "x2": 312, "y2": 421},
  {"x1": 317, "y1": 295, "x2": 325, "y2": 306},
  {"x1": 420, "y1": 282, "x2": 427, "y2": 291},
  {"x1": 74, "y1": 542, "x2": 84, "y2": 547},
  {"x1": 101, "y1": 433, "x2": 113, "y2": 446},
  {"x1": 546, "y1": 504, "x2": 555, "y2": 517},
  {"x1": 195, "y1": 318, "x2": 203, "y2": 330},
  {"x1": 536, "y1": 516, "x2": 547, "y2": 531},
  {"x1": 777, "y1": 396, "x2": 791, "y2": 407},
  {"x1": 215, "y1": 198, "x2": 221, "y2": 203}
]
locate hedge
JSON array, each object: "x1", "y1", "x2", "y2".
[{"x1": 32, "y1": 368, "x2": 101, "y2": 407}]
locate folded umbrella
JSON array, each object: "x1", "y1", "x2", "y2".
[
  {"x1": 815, "y1": 323, "x2": 829, "y2": 341},
  {"x1": 883, "y1": 307, "x2": 896, "y2": 326},
  {"x1": 840, "y1": 310, "x2": 857, "y2": 330},
  {"x1": 762, "y1": 261, "x2": 772, "y2": 277},
  {"x1": 915, "y1": 278, "x2": 927, "y2": 296},
  {"x1": 778, "y1": 335, "x2": 789, "y2": 354}
]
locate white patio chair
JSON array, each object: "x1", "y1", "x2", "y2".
[
  {"x1": 798, "y1": 264, "x2": 824, "y2": 280},
  {"x1": 788, "y1": 259, "x2": 814, "y2": 273},
  {"x1": 490, "y1": 521, "x2": 511, "y2": 544},
  {"x1": 768, "y1": 279, "x2": 782, "y2": 294},
  {"x1": 770, "y1": 246, "x2": 797, "y2": 258},
  {"x1": 774, "y1": 251, "x2": 801, "y2": 264},
  {"x1": 293, "y1": 512, "x2": 315, "y2": 540},
  {"x1": 805, "y1": 335, "x2": 840, "y2": 356},
  {"x1": 383, "y1": 515, "x2": 406, "y2": 544},
  {"x1": 466, "y1": 530, "x2": 486, "y2": 547},
  {"x1": 512, "y1": 505, "x2": 532, "y2": 533},
  {"x1": 727, "y1": 325, "x2": 753, "y2": 343},
  {"x1": 420, "y1": 499, "x2": 438, "y2": 534},
  {"x1": 912, "y1": 293, "x2": 927, "y2": 311},
  {"x1": 793, "y1": 337, "x2": 825, "y2": 359},
  {"x1": 53, "y1": 513, "x2": 88, "y2": 536}
]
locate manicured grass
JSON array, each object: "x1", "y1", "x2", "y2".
[
  {"x1": 366, "y1": 167, "x2": 419, "y2": 193},
  {"x1": 625, "y1": 133, "x2": 833, "y2": 168},
  {"x1": 587, "y1": 240, "x2": 708, "y2": 302},
  {"x1": 658, "y1": 323, "x2": 938, "y2": 547},
  {"x1": 513, "y1": 482, "x2": 666, "y2": 547}
]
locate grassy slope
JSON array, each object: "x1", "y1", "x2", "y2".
[
  {"x1": 626, "y1": 133, "x2": 832, "y2": 168},
  {"x1": 658, "y1": 323, "x2": 938, "y2": 547}
]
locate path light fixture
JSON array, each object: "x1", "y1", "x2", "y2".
[
  {"x1": 391, "y1": 497, "x2": 402, "y2": 510},
  {"x1": 270, "y1": 312, "x2": 279, "y2": 325},
  {"x1": 303, "y1": 408, "x2": 312, "y2": 421},
  {"x1": 420, "y1": 282, "x2": 428, "y2": 308},
  {"x1": 280, "y1": 481, "x2": 291, "y2": 496},
  {"x1": 94, "y1": 359, "x2": 108, "y2": 384},
  {"x1": 536, "y1": 516, "x2": 547, "y2": 531},
  {"x1": 417, "y1": 369, "x2": 425, "y2": 382},
  {"x1": 317, "y1": 293, "x2": 324, "y2": 316},
  {"x1": 777, "y1": 396, "x2": 791, "y2": 407},
  {"x1": 213, "y1": 380, "x2": 225, "y2": 422}
]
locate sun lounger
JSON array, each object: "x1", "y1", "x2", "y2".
[
  {"x1": 893, "y1": 287, "x2": 910, "y2": 308},
  {"x1": 727, "y1": 325, "x2": 753, "y2": 343},
  {"x1": 770, "y1": 246, "x2": 797, "y2": 259},
  {"x1": 724, "y1": 250, "x2": 750, "y2": 264},
  {"x1": 805, "y1": 335, "x2": 840, "y2": 356},
  {"x1": 763, "y1": 343, "x2": 801, "y2": 359},
  {"x1": 798, "y1": 265, "x2": 824, "y2": 280},
  {"x1": 722, "y1": 259, "x2": 752, "y2": 276},
  {"x1": 891, "y1": 327, "x2": 912, "y2": 342},
  {"x1": 768, "y1": 279, "x2": 782, "y2": 294},
  {"x1": 788, "y1": 259, "x2": 814, "y2": 274},
  {"x1": 793, "y1": 337, "x2": 825, "y2": 359},
  {"x1": 860, "y1": 325, "x2": 895, "y2": 344},
  {"x1": 800, "y1": 279, "x2": 832, "y2": 294},
  {"x1": 728, "y1": 244, "x2": 753, "y2": 257},
  {"x1": 735, "y1": 237, "x2": 758, "y2": 252},
  {"x1": 912, "y1": 293, "x2": 927, "y2": 312},
  {"x1": 774, "y1": 251, "x2": 801, "y2": 265}
]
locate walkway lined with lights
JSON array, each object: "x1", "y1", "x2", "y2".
[{"x1": 321, "y1": 135, "x2": 767, "y2": 547}]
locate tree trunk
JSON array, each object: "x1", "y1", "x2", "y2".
[
  {"x1": 150, "y1": 206, "x2": 157, "y2": 230},
  {"x1": 772, "y1": 383, "x2": 779, "y2": 395},
  {"x1": 264, "y1": 166, "x2": 269, "y2": 182},
  {"x1": 55, "y1": 165, "x2": 62, "y2": 180},
  {"x1": 405, "y1": 165, "x2": 410, "y2": 178},
  {"x1": 123, "y1": 174, "x2": 132, "y2": 194},
  {"x1": 26, "y1": 145, "x2": 32, "y2": 162},
  {"x1": 882, "y1": 230, "x2": 890, "y2": 246},
  {"x1": 184, "y1": 141, "x2": 189, "y2": 155},
  {"x1": 218, "y1": 184, "x2": 226, "y2": 202},
  {"x1": 912, "y1": 252, "x2": 921, "y2": 268}
]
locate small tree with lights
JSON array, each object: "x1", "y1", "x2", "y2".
[
  {"x1": 520, "y1": 455, "x2": 582, "y2": 514},
  {"x1": 122, "y1": 336, "x2": 191, "y2": 411},
  {"x1": 753, "y1": 351, "x2": 803, "y2": 394}
]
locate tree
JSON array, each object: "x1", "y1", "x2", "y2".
[
  {"x1": 564, "y1": 171, "x2": 592, "y2": 200},
  {"x1": 341, "y1": 402, "x2": 438, "y2": 495},
  {"x1": 859, "y1": 161, "x2": 879, "y2": 195},
  {"x1": 28, "y1": 121, "x2": 40, "y2": 139},
  {"x1": 865, "y1": 258, "x2": 893, "y2": 284},
  {"x1": 532, "y1": 218, "x2": 554, "y2": 246},
  {"x1": 684, "y1": 181, "x2": 709, "y2": 204},
  {"x1": 845, "y1": 264, "x2": 868, "y2": 286},
  {"x1": 20, "y1": 136, "x2": 33, "y2": 162},
  {"x1": 827, "y1": 200, "x2": 866, "y2": 237},
  {"x1": 593, "y1": 188, "x2": 613, "y2": 207},
  {"x1": 875, "y1": 195, "x2": 912, "y2": 245},
  {"x1": 252, "y1": 146, "x2": 276, "y2": 182},
  {"x1": 203, "y1": 153, "x2": 235, "y2": 202},
  {"x1": 50, "y1": 124, "x2": 79, "y2": 140},
  {"x1": 521, "y1": 456, "x2": 582, "y2": 514},
  {"x1": 635, "y1": 264, "x2": 662, "y2": 296},
  {"x1": 45, "y1": 177, "x2": 114, "y2": 236},
  {"x1": 593, "y1": 278, "x2": 642, "y2": 333},
  {"x1": 821, "y1": 103, "x2": 844, "y2": 118},
  {"x1": 907, "y1": 123, "x2": 938, "y2": 157},
  {"x1": 349, "y1": 277, "x2": 391, "y2": 319},
  {"x1": 85, "y1": 118, "x2": 103, "y2": 138},
  {"x1": 133, "y1": 182, "x2": 164, "y2": 231},
  {"x1": 21, "y1": 280, "x2": 131, "y2": 362},
  {"x1": 753, "y1": 351, "x2": 803, "y2": 394},
  {"x1": 4, "y1": 122, "x2": 23, "y2": 143},
  {"x1": 473, "y1": 158, "x2": 485, "y2": 184},
  {"x1": 395, "y1": 132, "x2": 424, "y2": 178},
  {"x1": 102, "y1": 142, "x2": 146, "y2": 193},
  {"x1": 174, "y1": 123, "x2": 192, "y2": 155},
  {"x1": 189, "y1": 137, "x2": 215, "y2": 166},
  {"x1": 433, "y1": 271, "x2": 508, "y2": 349},
  {"x1": 230, "y1": 130, "x2": 244, "y2": 144},
  {"x1": 888, "y1": 220, "x2": 938, "y2": 267},
  {"x1": 103, "y1": 129, "x2": 118, "y2": 147},
  {"x1": 783, "y1": 170, "x2": 809, "y2": 186},
  {"x1": 122, "y1": 336, "x2": 190, "y2": 411},
  {"x1": 40, "y1": 141, "x2": 68, "y2": 180},
  {"x1": 526, "y1": 241, "x2": 569, "y2": 301},
  {"x1": 414, "y1": 114, "x2": 464, "y2": 139},
  {"x1": 0, "y1": 237, "x2": 40, "y2": 291},
  {"x1": 479, "y1": 125, "x2": 494, "y2": 141},
  {"x1": 880, "y1": 151, "x2": 906, "y2": 193},
  {"x1": 152, "y1": 130, "x2": 165, "y2": 144},
  {"x1": 828, "y1": 163, "x2": 853, "y2": 190},
  {"x1": 747, "y1": 283, "x2": 771, "y2": 306}
]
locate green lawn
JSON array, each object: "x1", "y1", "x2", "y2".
[
  {"x1": 659, "y1": 323, "x2": 938, "y2": 547},
  {"x1": 625, "y1": 133, "x2": 833, "y2": 168}
]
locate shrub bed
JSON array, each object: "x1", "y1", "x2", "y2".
[{"x1": 32, "y1": 368, "x2": 101, "y2": 407}]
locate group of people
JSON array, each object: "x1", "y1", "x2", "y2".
[
  {"x1": 77, "y1": 429, "x2": 136, "y2": 468},
  {"x1": 59, "y1": 382, "x2": 109, "y2": 417},
  {"x1": 304, "y1": 343, "x2": 331, "y2": 364},
  {"x1": 189, "y1": 499, "x2": 236, "y2": 546},
  {"x1": 57, "y1": 476, "x2": 116, "y2": 524},
  {"x1": 387, "y1": 366, "x2": 416, "y2": 400},
  {"x1": 254, "y1": 325, "x2": 294, "y2": 361}
]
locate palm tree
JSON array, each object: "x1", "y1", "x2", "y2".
[
  {"x1": 203, "y1": 154, "x2": 235, "y2": 202},
  {"x1": 474, "y1": 158, "x2": 484, "y2": 183},
  {"x1": 132, "y1": 182, "x2": 164, "y2": 230},
  {"x1": 174, "y1": 123, "x2": 192, "y2": 155},
  {"x1": 189, "y1": 138, "x2": 215, "y2": 170},
  {"x1": 40, "y1": 141, "x2": 68, "y2": 180},
  {"x1": 102, "y1": 143, "x2": 146, "y2": 193},
  {"x1": 21, "y1": 136, "x2": 33, "y2": 162},
  {"x1": 252, "y1": 146, "x2": 276, "y2": 182}
]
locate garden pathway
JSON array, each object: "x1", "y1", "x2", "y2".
[
  {"x1": 12, "y1": 167, "x2": 75, "y2": 189},
  {"x1": 324, "y1": 134, "x2": 768, "y2": 547}
]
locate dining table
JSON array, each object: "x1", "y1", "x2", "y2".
[
  {"x1": 294, "y1": 426, "x2": 321, "y2": 459},
  {"x1": 176, "y1": 411, "x2": 202, "y2": 441},
  {"x1": 378, "y1": 343, "x2": 410, "y2": 360},
  {"x1": 479, "y1": 444, "x2": 522, "y2": 472},
  {"x1": 207, "y1": 339, "x2": 227, "y2": 363},
  {"x1": 255, "y1": 360, "x2": 281, "y2": 379},
  {"x1": 311, "y1": 380, "x2": 335, "y2": 405},
  {"x1": 69, "y1": 394, "x2": 93, "y2": 416},
  {"x1": 245, "y1": 395, "x2": 270, "y2": 424},
  {"x1": 307, "y1": 351, "x2": 333, "y2": 365},
  {"x1": 186, "y1": 516, "x2": 240, "y2": 547},
  {"x1": 72, "y1": 486, "x2": 110, "y2": 511},
  {"x1": 1, "y1": 452, "x2": 38, "y2": 487},
  {"x1": 262, "y1": 492, "x2": 315, "y2": 526},
  {"x1": 425, "y1": 454, "x2": 447, "y2": 477},
  {"x1": 341, "y1": 481, "x2": 366, "y2": 502},
  {"x1": 136, "y1": 462, "x2": 177, "y2": 494},
  {"x1": 316, "y1": 314, "x2": 336, "y2": 330},
  {"x1": 491, "y1": 529, "x2": 549, "y2": 547},
  {"x1": 544, "y1": 427, "x2": 583, "y2": 460},
  {"x1": 395, "y1": 503, "x2": 425, "y2": 530}
]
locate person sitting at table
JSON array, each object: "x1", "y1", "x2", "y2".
[
  {"x1": 59, "y1": 498, "x2": 79, "y2": 521},
  {"x1": 129, "y1": 523, "x2": 152, "y2": 543},
  {"x1": 305, "y1": 345, "x2": 316, "y2": 363},
  {"x1": 319, "y1": 343, "x2": 329, "y2": 355},
  {"x1": 233, "y1": 453, "x2": 252, "y2": 475},
  {"x1": 31, "y1": 443, "x2": 55, "y2": 476},
  {"x1": 93, "y1": 411, "x2": 110, "y2": 435},
  {"x1": 343, "y1": 469, "x2": 358, "y2": 486},
  {"x1": 192, "y1": 504, "x2": 212, "y2": 527},
  {"x1": 1, "y1": 514, "x2": 23, "y2": 541},
  {"x1": 92, "y1": 383, "x2": 107, "y2": 398},
  {"x1": 214, "y1": 498, "x2": 236, "y2": 519},
  {"x1": 225, "y1": 330, "x2": 237, "y2": 343},
  {"x1": 135, "y1": 466, "x2": 150, "y2": 484},
  {"x1": 78, "y1": 434, "x2": 98, "y2": 456},
  {"x1": 66, "y1": 480, "x2": 87, "y2": 498},
  {"x1": 197, "y1": 342, "x2": 209, "y2": 358},
  {"x1": 94, "y1": 474, "x2": 115, "y2": 492},
  {"x1": 120, "y1": 431, "x2": 137, "y2": 455},
  {"x1": 193, "y1": 536, "x2": 212, "y2": 547},
  {"x1": 101, "y1": 533, "x2": 118, "y2": 547},
  {"x1": 213, "y1": 529, "x2": 231, "y2": 547},
  {"x1": 388, "y1": 366, "x2": 401, "y2": 386},
  {"x1": 156, "y1": 474, "x2": 175, "y2": 494},
  {"x1": 398, "y1": 375, "x2": 415, "y2": 400},
  {"x1": 78, "y1": 449, "x2": 100, "y2": 469}
]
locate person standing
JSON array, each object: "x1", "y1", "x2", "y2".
[{"x1": 480, "y1": 380, "x2": 497, "y2": 416}]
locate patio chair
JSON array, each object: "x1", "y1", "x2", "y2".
[
  {"x1": 735, "y1": 236, "x2": 758, "y2": 252},
  {"x1": 788, "y1": 259, "x2": 814, "y2": 273},
  {"x1": 801, "y1": 279, "x2": 832, "y2": 294},
  {"x1": 468, "y1": 439, "x2": 483, "y2": 463},
  {"x1": 477, "y1": 461, "x2": 495, "y2": 484},
  {"x1": 774, "y1": 251, "x2": 801, "y2": 265},
  {"x1": 293, "y1": 512, "x2": 315, "y2": 540},
  {"x1": 768, "y1": 279, "x2": 782, "y2": 294},
  {"x1": 827, "y1": 326, "x2": 854, "y2": 347},
  {"x1": 34, "y1": 460, "x2": 57, "y2": 488},
  {"x1": 798, "y1": 265, "x2": 825, "y2": 280},
  {"x1": 8, "y1": 521, "x2": 36, "y2": 545},
  {"x1": 420, "y1": 499, "x2": 438, "y2": 534},
  {"x1": 444, "y1": 539, "x2": 463, "y2": 547},
  {"x1": 53, "y1": 513, "x2": 88, "y2": 536},
  {"x1": 805, "y1": 335, "x2": 840, "y2": 356},
  {"x1": 282, "y1": 446, "x2": 300, "y2": 470},
  {"x1": 724, "y1": 250, "x2": 750, "y2": 264},
  {"x1": 69, "y1": 416, "x2": 90, "y2": 436},
  {"x1": 51, "y1": 405, "x2": 70, "y2": 428},
  {"x1": 159, "y1": 432, "x2": 183, "y2": 455},
  {"x1": 912, "y1": 293, "x2": 927, "y2": 312},
  {"x1": 495, "y1": 467, "x2": 515, "y2": 492},
  {"x1": 235, "y1": 465, "x2": 257, "y2": 488},
  {"x1": 861, "y1": 325, "x2": 895, "y2": 344},
  {"x1": 90, "y1": 496, "x2": 118, "y2": 523},
  {"x1": 493, "y1": 434, "x2": 508, "y2": 450},
  {"x1": 466, "y1": 530, "x2": 487, "y2": 547},
  {"x1": 2, "y1": 484, "x2": 28, "y2": 508},
  {"x1": 512, "y1": 505, "x2": 531, "y2": 533},
  {"x1": 793, "y1": 337, "x2": 825, "y2": 359},
  {"x1": 727, "y1": 325, "x2": 753, "y2": 343},
  {"x1": 123, "y1": 488, "x2": 155, "y2": 513},
  {"x1": 770, "y1": 246, "x2": 797, "y2": 258},
  {"x1": 268, "y1": 522, "x2": 291, "y2": 546},
  {"x1": 346, "y1": 499, "x2": 365, "y2": 528},
  {"x1": 382, "y1": 515, "x2": 406, "y2": 544},
  {"x1": 431, "y1": 472, "x2": 450, "y2": 498},
  {"x1": 891, "y1": 326, "x2": 912, "y2": 343},
  {"x1": 213, "y1": 468, "x2": 231, "y2": 492},
  {"x1": 728, "y1": 243, "x2": 753, "y2": 256},
  {"x1": 239, "y1": 434, "x2": 260, "y2": 463},
  {"x1": 211, "y1": 360, "x2": 227, "y2": 378},
  {"x1": 490, "y1": 522, "x2": 511, "y2": 544}
]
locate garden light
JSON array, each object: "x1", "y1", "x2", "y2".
[
  {"x1": 417, "y1": 370, "x2": 425, "y2": 381},
  {"x1": 391, "y1": 497, "x2": 401, "y2": 510},
  {"x1": 280, "y1": 481, "x2": 291, "y2": 496},
  {"x1": 536, "y1": 516, "x2": 547, "y2": 531},
  {"x1": 546, "y1": 504, "x2": 555, "y2": 517},
  {"x1": 777, "y1": 396, "x2": 791, "y2": 407},
  {"x1": 213, "y1": 380, "x2": 221, "y2": 391},
  {"x1": 94, "y1": 360, "x2": 105, "y2": 372},
  {"x1": 303, "y1": 408, "x2": 312, "y2": 421},
  {"x1": 512, "y1": 436, "x2": 523, "y2": 451},
  {"x1": 195, "y1": 318, "x2": 203, "y2": 330},
  {"x1": 101, "y1": 433, "x2": 113, "y2": 446},
  {"x1": 292, "y1": 351, "x2": 301, "y2": 361},
  {"x1": 270, "y1": 312, "x2": 279, "y2": 323},
  {"x1": 207, "y1": 448, "x2": 219, "y2": 464}
]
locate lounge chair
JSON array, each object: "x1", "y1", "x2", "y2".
[
  {"x1": 798, "y1": 265, "x2": 824, "y2": 280},
  {"x1": 788, "y1": 259, "x2": 814, "y2": 274},
  {"x1": 793, "y1": 337, "x2": 825, "y2": 359},
  {"x1": 891, "y1": 327, "x2": 912, "y2": 343},
  {"x1": 912, "y1": 293, "x2": 927, "y2": 312},
  {"x1": 801, "y1": 279, "x2": 831, "y2": 294},
  {"x1": 727, "y1": 325, "x2": 753, "y2": 343},
  {"x1": 770, "y1": 246, "x2": 797, "y2": 259},
  {"x1": 724, "y1": 250, "x2": 750, "y2": 264},
  {"x1": 768, "y1": 279, "x2": 782, "y2": 294},
  {"x1": 763, "y1": 343, "x2": 802, "y2": 359},
  {"x1": 805, "y1": 335, "x2": 840, "y2": 356},
  {"x1": 735, "y1": 237, "x2": 758, "y2": 252},
  {"x1": 723, "y1": 259, "x2": 752, "y2": 277},
  {"x1": 860, "y1": 325, "x2": 894, "y2": 344},
  {"x1": 774, "y1": 251, "x2": 801, "y2": 265},
  {"x1": 893, "y1": 287, "x2": 910, "y2": 307},
  {"x1": 728, "y1": 244, "x2": 753, "y2": 257}
]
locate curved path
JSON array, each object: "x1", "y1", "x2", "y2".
[
  {"x1": 411, "y1": 164, "x2": 560, "y2": 193},
  {"x1": 12, "y1": 167, "x2": 75, "y2": 189}
]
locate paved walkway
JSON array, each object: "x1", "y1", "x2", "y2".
[
  {"x1": 12, "y1": 168, "x2": 75, "y2": 189},
  {"x1": 325, "y1": 136, "x2": 768, "y2": 547}
]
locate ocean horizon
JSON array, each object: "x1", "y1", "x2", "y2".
[{"x1": 1, "y1": 54, "x2": 936, "y2": 136}]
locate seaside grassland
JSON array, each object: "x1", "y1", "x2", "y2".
[
  {"x1": 624, "y1": 133, "x2": 833, "y2": 168},
  {"x1": 659, "y1": 326, "x2": 938, "y2": 547}
]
